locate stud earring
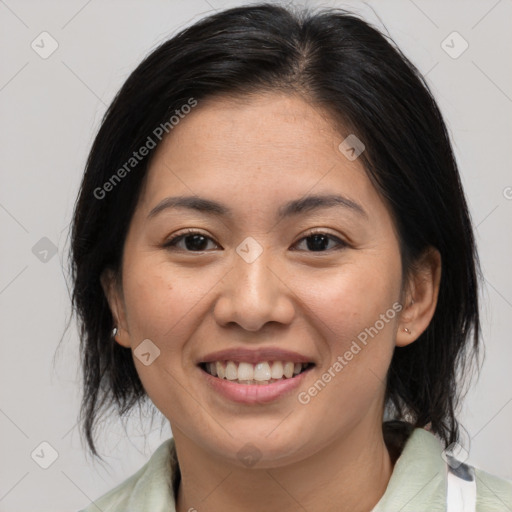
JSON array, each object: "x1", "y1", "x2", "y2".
[
  {"x1": 403, "y1": 327, "x2": 411, "y2": 334},
  {"x1": 112, "y1": 326, "x2": 118, "y2": 338}
]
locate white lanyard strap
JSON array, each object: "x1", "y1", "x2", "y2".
[{"x1": 446, "y1": 455, "x2": 477, "y2": 512}]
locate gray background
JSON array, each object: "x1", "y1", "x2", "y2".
[{"x1": 0, "y1": 0, "x2": 511, "y2": 510}]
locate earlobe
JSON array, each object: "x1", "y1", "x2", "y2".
[
  {"x1": 100, "y1": 268, "x2": 131, "y2": 348},
  {"x1": 396, "y1": 300, "x2": 417, "y2": 347},
  {"x1": 396, "y1": 247, "x2": 442, "y2": 348}
]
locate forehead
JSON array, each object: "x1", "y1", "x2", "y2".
[{"x1": 138, "y1": 92, "x2": 383, "y2": 221}]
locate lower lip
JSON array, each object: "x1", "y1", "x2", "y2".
[{"x1": 199, "y1": 365, "x2": 314, "y2": 404}]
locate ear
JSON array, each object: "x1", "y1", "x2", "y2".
[
  {"x1": 396, "y1": 247, "x2": 442, "y2": 347},
  {"x1": 100, "y1": 268, "x2": 131, "y2": 348}
]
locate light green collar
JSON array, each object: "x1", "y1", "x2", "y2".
[
  {"x1": 84, "y1": 427, "x2": 512, "y2": 512},
  {"x1": 371, "y1": 428, "x2": 447, "y2": 511}
]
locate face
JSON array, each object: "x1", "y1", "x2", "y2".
[{"x1": 102, "y1": 92, "x2": 433, "y2": 468}]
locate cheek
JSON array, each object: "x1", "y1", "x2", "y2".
[
  {"x1": 119, "y1": 255, "x2": 211, "y2": 424},
  {"x1": 122, "y1": 257, "x2": 196, "y2": 333},
  {"x1": 293, "y1": 256, "x2": 401, "y2": 409},
  {"x1": 121, "y1": 253, "x2": 228, "y2": 368},
  {"x1": 299, "y1": 255, "x2": 401, "y2": 342}
]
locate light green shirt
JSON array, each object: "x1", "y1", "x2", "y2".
[{"x1": 80, "y1": 428, "x2": 512, "y2": 511}]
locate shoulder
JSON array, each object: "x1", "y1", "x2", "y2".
[
  {"x1": 474, "y1": 466, "x2": 512, "y2": 511},
  {"x1": 374, "y1": 422, "x2": 512, "y2": 512},
  {"x1": 78, "y1": 437, "x2": 177, "y2": 512}
]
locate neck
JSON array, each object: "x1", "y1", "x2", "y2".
[{"x1": 174, "y1": 420, "x2": 394, "y2": 512}]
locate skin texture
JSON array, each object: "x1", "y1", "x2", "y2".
[{"x1": 101, "y1": 92, "x2": 441, "y2": 512}]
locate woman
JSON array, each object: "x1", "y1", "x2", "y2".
[{"x1": 72, "y1": 3, "x2": 512, "y2": 511}]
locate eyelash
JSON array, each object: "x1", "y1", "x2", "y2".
[{"x1": 162, "y1": 229, "x2": 348, "y2": 253}]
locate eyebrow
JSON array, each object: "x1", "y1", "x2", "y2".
[{"x1": 147, "y1": 194, "x2": 368, "y2": 220}]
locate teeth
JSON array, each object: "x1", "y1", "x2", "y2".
[
  {"x1": 238, "y1": 362, "x2": 254, "y2": 381},
  {"x1": 283, "y1": 362, "x2": 294, "y2": 378},
  {"x1": 270, "y1": 361, "x2": 284, "y2": 379},
  {"x1": 225, "y1": 361, "x2": 237, "y2": 380},
  {"x1": 254, "y1": 362, "x2": 272, "y2": 381},
  {"x1": 204, "y1": 360, "x2": 310, "y2": 383},
  {"x1": 207, "y1": 362, "x2": 217, "y2": 376},
  {"x1": 216, "y1": 361, "x2": 225, "y2": 379}
]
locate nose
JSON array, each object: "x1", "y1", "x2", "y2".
[{"x1": 213, "y1": 246, "x2": 296, "y2": 332}]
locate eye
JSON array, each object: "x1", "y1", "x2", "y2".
[
  {"x1": 163, "y1": 230, "x2": 220, "y2": 252},
  {"x1": 163, "y1": 229, "x2": 347, "y2": 253},
  {"x1": 292, "y1": 231, "x2": 347, "y2": 252}
]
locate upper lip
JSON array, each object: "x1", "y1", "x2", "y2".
[{"x1": 198, "y1": 347, "x2": 316, "y2": 365}]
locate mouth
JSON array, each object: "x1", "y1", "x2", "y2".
[{"x1": 198, "y1": 360, "x2": 315, "y2": 385}]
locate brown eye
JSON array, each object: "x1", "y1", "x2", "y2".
[
  {"x1": 164, "y1": 231, "x2": 220, "y2": 252},
  {"x1": 293, "y1": 232, "x2": 347, "y2": 252}
]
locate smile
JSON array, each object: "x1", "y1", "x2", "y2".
[{"x1": 199, "y1": 360, "x2": 315, "y2": 385}]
